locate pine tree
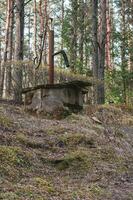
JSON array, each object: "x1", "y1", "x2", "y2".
[{"x1": 13, "y1": 0, "x2": 25, "y2": 103}]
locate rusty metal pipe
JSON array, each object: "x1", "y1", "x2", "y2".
[{"x1": 48, "y1": 30, "x2": 54, "y2": 84}]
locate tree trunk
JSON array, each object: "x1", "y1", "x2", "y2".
[
  {"x1": 70, "y1": 0, "x2": 78, "y2": 71},
  {"x1": 92, "y1": 0, "x2": 99, "y2": 103},
  {"x1": 105, "y1": 0, "x2": 112, "y2": 69},
  {"x1": 0, "y1": 0, "x2": 10, "y2": 97},
  {"x1": 6, "y1": 0, "x2": 14, "y2": 97},
  {"x1": 28, "y1": 8, "x2": 31, "y2": 60},
  {"x1": 43, "y1": 0, "x2": 48, "y2": 65},
  {"x1": 13, "y1": 0, "x2": 24, "y2": 103},
  {"x1": 79, "y1": 0, "x2": 85, "y2": 73},
  {"x1": 60, "y1": 0, "x2": 64, "y2": 67},
  {"x1": 33, "y1": 0, "x2": 37, "y2": 59},
  {"x1": 0, "y1": 20, "x2": 2, "y2": 79},
  {"x1": 92, "y1": 0, "x2": 106, "y2": 104},
  {"x1": 97, "y1": 0, "x2": 107, "y2": 104},
  {"x1": 121, "y1": 0, "x2": 127, "y2": 103},
  {"x1": 38, "y1": 0, "x2": 44, "y2": 58}
]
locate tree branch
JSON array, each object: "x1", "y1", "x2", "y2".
[{"x1": 24, "y1": 0, "x2": 33, "y2": 7}]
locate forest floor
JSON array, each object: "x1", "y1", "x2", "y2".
[{"x1": 0, "y1": 102, "x2": 133, "y2": 200}]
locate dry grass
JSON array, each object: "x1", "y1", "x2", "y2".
[{"x1": 0, "y1": 102, "x2": 133, "y2": 200}]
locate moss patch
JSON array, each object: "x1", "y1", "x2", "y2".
[
  {"x1": 57, "y1": 133, "x2": 95, "y2": 148},
  {"x1": 0, "y1": 177, "x2": 55, "y2": 199},
  {"x1": 0, "y1": 146, "x2": 32, "y2": 179},
  {"x1": 51, "y1": 150, "x2": 93, "y2": 171},
  {"x1": 89, "y1": 184, "x2": 107, "y2": 199},
  {"x1": 33, "y1": 177, "x2": 55, "y2": 193},
  {"x1": 16, "y1": 133, "x2": 45, "y2": 149},
  {"x1": 0, "y1": 114, "x2": 12, "y2": 128}
]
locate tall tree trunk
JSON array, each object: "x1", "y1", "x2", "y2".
[
  {"x1": 38, "y1": 0, "x2": 48, "y2": 65},
  {"x1": 70, "y1": 0, "x2": 78, "y2": 71},
  {"x1": 126, "y1": 0, "x2": 133, "y2": 104},
  {"x1": 0, "y1": 20, "x2": 2, "y2": 79},
  {"x1": 97, "y1": 0, "x2": 107, "y2": 104},
  {"x1": 79, "y1": 0, "x2": 85, "y2": 73},
  {"x1": 92, "y1": 0, "x2": 99, "y2": 103},
  {"x1": 105, "y1": 0, "x2": 111, "y2": 69},
  {"x1": 0, "y1": 0, "x2": 10, "y2": 97},
  {"x1": 28, "y1": 8, "x2": 31, "y2": 60},
  {"x1": 43, "y1": 0, "x2": 48, "y2": 65},
  {"x1": 33, "y1": 0, "x2": 37, "y2": 59},
  {"x1": 6, "y1": 0, "x2": 14, "y2": 97},
  {"x1": 38, "y1": 0, "x2": 44, "y2": 58},
  {"x1": 121, "y1": 0, "x2": 127, "y2": 103},
  {"x1": 13, "y1": 0, "x2": 24, "y2": 103},
  {"x1": 60, "y1": 0, "x2": 64, "y2": 66},
  {"x1": 92, "y1": 0, "x2": 106, "y2": 104}
]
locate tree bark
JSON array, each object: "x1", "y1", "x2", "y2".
[
  {"x1": 28, "y1": 8, "x2": 31, "y2": 60},
  {"x1": 97, "y1": 0, "x2": 107, "y2": 104},
  {"x1": 6, "y1": 0, "x2": 14, "y2": 97},
  {"x1": 92, "y1": 0, "x2": 99, "y2": 103},
  {"x1": 70, "y1": 0, "x2": 78, "y2": 71},
  {"x1": 0, "y1": 0, "x2": 10, "y2": 97},
  {"x1": 79, "y1": 0, "x2": 85, "y2": 73},
  {"x1": 121, "y1": 0, "x2": 127, "y2": 103},
  {"x1": 0, "y1": 20, "x2": 2, "y2": 79},
  {"x1": 105, "y1": 0, "x2": 112, "y2": 69},
  {"x1": 92, "y1": 0, "x2": 106, "y2": 104},
  {"x1": 13, "y1": 0, "x2": 24, "y2": 103},
  {"x1": 33, "y1": 0, "x2": 37, "y2": 59}
]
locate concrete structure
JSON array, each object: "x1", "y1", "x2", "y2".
[{"x1": 22, "y1": 81, "x2": 92, "y2": 114}]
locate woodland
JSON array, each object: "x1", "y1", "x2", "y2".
[
  {"x1": 0, "y1": 0, "x2": 132, "y2": 105},
  {"x1": 0, "y1": 1, "x2": 133, "y2": 200}
]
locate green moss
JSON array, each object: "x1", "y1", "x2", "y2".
[
  {"x1": 94, "y1": 147, "x2": 118, "y2": 163},
  {"x1": 33, "y1": 177, "x2": 55, "y2": 193},
  {"x1": 16, "y1": 133, "x2": 27, "y2": 143},
  {"x1": 0, "y1": 192, "x2": 19, "y2": 200},
  {"x1": 0, "y1": 146, "x2": 31, "y2": 166},
  {"x1": 0, "y1": 114, "x2": 12, "y2": 128},
  {"x1": 46, "y1": 128, "x2": 55, "y2": 135},
  {"x1": 58, "y1": 133, "x2": 95, "y2": 148},
  {"x1": 14, "y1": 178, "x2": 54, "y2": 199},
  {"x1": 66, "y1": 113, "x2": 82, "y2": 122},
  {"x1": 52, "y1": 150, "x2": 93, "y2": 171},
  {"x1": 89, "y1": 184, "x2": 106, "y2": 197},
  {"x1": 0, "y1": 146, "x2": 32, "y2": 179},
  {"x1": 16, "y1": 133, "x2": 45, "y2": 149},
  {"x1": 47, "y1": 127, "x2": 68, "y2": 135},
  {"x1": 15, "y1": 185, "x2": 41, "y2": 199}
]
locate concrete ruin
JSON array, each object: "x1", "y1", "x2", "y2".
[{"x1": 22, "y1": 80, "x2": 92, "y2": 116}]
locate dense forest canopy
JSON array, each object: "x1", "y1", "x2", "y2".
[{"x1": 0, "y1": 0, "x2": 132, "y2": 104}]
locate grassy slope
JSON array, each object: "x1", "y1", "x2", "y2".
[{"x1": 0, "y1": 103, "x2": 133, "y2": 200}]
